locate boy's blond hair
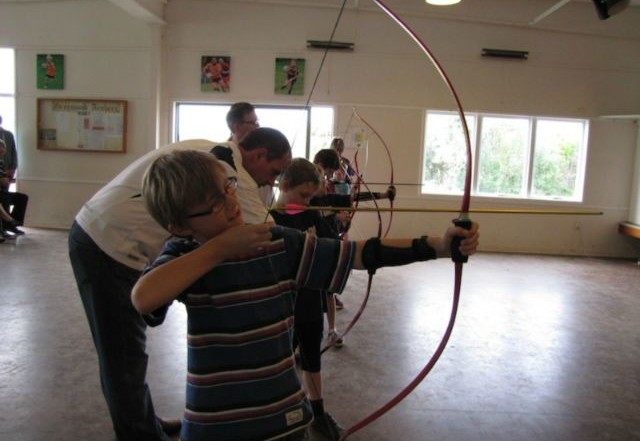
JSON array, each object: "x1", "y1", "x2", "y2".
[{"x1": 142, "y1": 150, "x2": 225, "y2": 230}]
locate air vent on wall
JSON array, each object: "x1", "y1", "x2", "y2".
[
  {"x1": 481, "y1": 48, "x2": 529, "y2": 60},
  {"x1": 306, "y1": 40, "x2": 354, "y2": 51}
]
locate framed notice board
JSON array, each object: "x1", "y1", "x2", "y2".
[{"x1": 37, "y1": 98, "x2": 128, "y2": 153}]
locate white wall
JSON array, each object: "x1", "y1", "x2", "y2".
[
  {"x1": 0, "y1": 0, "x2": 161, "y2": 227},
  {"x1": 161, "y1": 0, "x2": 640, "y2": 257},
  {"x1": 1, "y1": 0, "x2": 639, "y2": 258}
]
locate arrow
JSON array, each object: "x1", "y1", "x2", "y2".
[{"x1": 271, "y1": 205, "x2": 603, "y2": 216}]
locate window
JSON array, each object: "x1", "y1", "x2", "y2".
[
  {"x1": 423, "y1": 112, "x2": 476, "y2": 194},
  {"x1": 422, "y1": 111, "x2": 588, "y2": 201},
  {"x1": 531, "y1": 119, "x2": 587, "y2": 200},
  {"x1": 0, "y1": 48, "x2": 16, "y2": 191},
  {"x1": 477, "y1": 116, "x2": 530, "y2": 197},
  {"x1": 174, "y1": 103, "x2": 334, "y2": 160}
]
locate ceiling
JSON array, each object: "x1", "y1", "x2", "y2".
[
  {"x1": 2, "y1": 0, "x2": 640, "y2": 40},
  {"x1": 230, "y1": 0, "x2": 640, "y2": 40}
]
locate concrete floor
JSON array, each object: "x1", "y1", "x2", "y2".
[{"x1": 1, "y1": 228, "x2": 639, "y2": 441}]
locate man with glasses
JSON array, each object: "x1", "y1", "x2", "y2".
[
  {"x1": 226, "y1": 101, "x2": 260, "y2": 143},
  {"x1": 211, "y1": 102, "x2": 289, "y2": 224},
  {"x1": 68, "y1": 106, "x2": 291, "y2": 441}
]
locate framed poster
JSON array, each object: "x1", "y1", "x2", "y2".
[
  {"x1": 275, "y1": 58, "x2": 305, "y2": 95},
  {"x1": 201, "y1": 56, "x2": 231, "y2": 92},
  {"x1": 37, "y1": 54, "x2": 64, "y2": 90},
  {"x1": 37, "y1": 98, "x2": 127, "y2": 153}
]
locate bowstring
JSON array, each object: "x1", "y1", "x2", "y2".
[
  {"x1": 303, "y1": 0, "x2": 349, "y2": 111},
  {"x1": 338, "y1": 0, "x2": 473, "y2": 439}
]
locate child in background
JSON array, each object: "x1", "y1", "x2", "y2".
[
  {"x1": 312, "y1": 149, "x2": 396, "y2": 336},
  {"x1": 271, "y1": 158, "x2": 344, "y2": 440},
  {"x1": 132, "y1": 149, "x2": 479, "y2": 441},
  {"x1": 311, "y1": 149, "x2": 353, "y2": 343},
  {"x1": 329, "y1": 137, "x2": 356, "y2": 187}
]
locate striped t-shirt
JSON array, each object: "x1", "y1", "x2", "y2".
[{"x1": 145, "y1": 225, "x2": 356, "y2": 441}]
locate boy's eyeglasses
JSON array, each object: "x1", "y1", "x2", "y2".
[
  {"x1": 242, "y1": 119, "x2": 259, "y2": 126},
  {"x1": 186, "y1": 177, "x2": 238, "y2": 219}
]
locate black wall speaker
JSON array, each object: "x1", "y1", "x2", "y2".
[{"x1": 591, "y1": 0, "x2": 630, "y2": 19}]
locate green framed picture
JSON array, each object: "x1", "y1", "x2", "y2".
[
  {"x1": 275, "y1": 58, "x2": 305, "y2": 96},
  {"x1": 37, "y1": 54, "x2": 64, "y2": 90}
]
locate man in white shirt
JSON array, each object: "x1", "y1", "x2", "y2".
[{"x1": 68, "y1": 103, "x2": 290, "y2": 441}]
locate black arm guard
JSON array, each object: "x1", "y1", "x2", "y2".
[
  {"x1": 354, "y1": 191, "x2": 382, "y2": 202},
  {"x1": 355, "y1": 185, "x2": 395, "y2": 202},
  {"x1": 361, "y1": 236, "x2": 437, "y2": 275}
]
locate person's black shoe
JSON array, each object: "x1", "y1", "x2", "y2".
[
  {"x1": 1, "y1": 229, "x2": 16, "y2": 240},
  {"x1": 311, "y1": 412, "x2": 344, "y2": 441},
  {"x1": 158, "y1": 417, "x2": 181, "y2": 436}
]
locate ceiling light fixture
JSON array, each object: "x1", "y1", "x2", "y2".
[{"x1": 426, "y1": 0, "x2": 461, "y2": 5}]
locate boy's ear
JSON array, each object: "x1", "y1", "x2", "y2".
[
  {"x1": 249, "y1": 147, "x2": 267, "y2": 163},
  {"x1": 168, "y1": 223, "x2": 194, "y2": 238}
]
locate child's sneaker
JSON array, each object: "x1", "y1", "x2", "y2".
[
  {"x1": 327, "y1": 330, "x2": 344, "y2": 349},
  {"x1": 311, "y1": 412, "x2": 344, "y2": 441}
]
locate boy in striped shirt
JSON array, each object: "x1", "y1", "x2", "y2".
[{"x1": 132, "y1": 149, "x2": 478, "y2": 441}]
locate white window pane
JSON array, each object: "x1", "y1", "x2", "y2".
[
  {"x1": 175, "y1": 104, "x2": 230, "y2": 142},
  {"x1": 0, "y1": 97, "x2": 16, "y2": 133},
  {"x1": 255, "y1": 107, "x2": 307, "y2": 159},
  {"x1": 478, "y1": 116, "x2": 529, "y2": 197},
  {"x1": 532, "y1": 119, "x2": 586, "y2": 200},
  {"x1": 309, "y1": 106, "x2": 334, "y2": 160},
  {"x1": 0, "y1": 48, "x2": 15, "y2": 95},
  {"x1": 422, "y1": 112, "x2": 475, "y2": 195}
]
